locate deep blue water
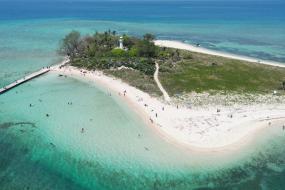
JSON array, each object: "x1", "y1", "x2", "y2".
[{"x1": 0, "y1": 1, "x2": 284, "y2": 23}]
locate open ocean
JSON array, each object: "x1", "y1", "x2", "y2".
[{"x1": 0, "y1": 1, "x2": 285, "y2": 189}]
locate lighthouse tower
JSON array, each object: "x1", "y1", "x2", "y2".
[{"x1": 119, "y1": 36, "x2": 124, "y2": 49}]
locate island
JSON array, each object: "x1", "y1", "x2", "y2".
[{"x1": 52, "y1": 30, "x2": 285, "y2": 150}]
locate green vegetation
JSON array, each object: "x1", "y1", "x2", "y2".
[
  {"x1": 105, "y1": 69, "x2": 162, "y2": 96},
  {"x1": 158, "y1": 50, "x2": 285, "y2": 96},
  {"x1": 60, "y1": 31, "x2": 285, "y2": 97},
  {"x1": 59, "y1": 31, "x2": 169, "y2": 76}
]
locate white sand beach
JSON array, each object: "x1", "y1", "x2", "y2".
[
  {"x1": 155, "y1": 40, "x2": 285, "y2": 68},
  {"x1": 51, "y1": 58, "x2": 285, "y2": 151}
]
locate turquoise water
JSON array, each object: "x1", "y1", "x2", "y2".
[
  {"x1": 1, "y1": 1, "x2": 285, "y2": 189},
  {"x1": 1, "y1": 73, "x2": 285, "y2": 189}
]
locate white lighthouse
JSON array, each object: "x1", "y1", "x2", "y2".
[{"x1": 119, "y1": 36, "x2": 124, "y2": 49}]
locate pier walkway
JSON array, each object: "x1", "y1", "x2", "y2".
[{"x1": 0, "y1": 68, "x2": 50, "y2": 94}]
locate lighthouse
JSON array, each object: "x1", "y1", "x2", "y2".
[{"x1": 119, "y1": 36, "x2": 124, "y2": 49}]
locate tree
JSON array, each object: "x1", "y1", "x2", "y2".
[
  {"x1": 123, "y1": 35, "x2": 137, "y2": 49},
  {"x1": 143, "y1": 33, "x2": 155, "y2": 41},
  {"x1": 282, "y1": 81, "x2": 285, "y2": 90},
  {"x1": 129, "y1": 47, "x2": 138, "y2": 57},
  {"x1": 59, "y1": 31, "x2": 81, "y2": 58},
  {"x1": 136, "y1": 40, "x2": 157, "y2": 57}
]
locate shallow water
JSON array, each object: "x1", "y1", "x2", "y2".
[{"x1": 0, "y1": 73, "x2": 285, "y2": 189}]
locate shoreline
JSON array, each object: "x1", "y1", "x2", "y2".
[
  {"x1": 155, "y1": 40, "x2": 285, "y2": 68},
  {"x1": 50, "y1": 62, "x2": 285, "y2": 152}
]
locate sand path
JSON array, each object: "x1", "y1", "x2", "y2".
[{"x1": 154, "y1": 62, "x2": 171, "y2": 102}]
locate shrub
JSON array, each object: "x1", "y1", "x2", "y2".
[
  {"x1": 111, "y1": 48, "x2": 126, "y2": 57},
  {"x1": 128, "y1": 47, "x2": 138, "y2": 57}
]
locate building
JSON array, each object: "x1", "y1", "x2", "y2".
[{"x1": 119, "y1": 36, "x2": 124, "y2": 49}]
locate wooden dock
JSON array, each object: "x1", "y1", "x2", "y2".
[{"x1": 0, "y1": 68, "x2": 50, "y2": 94}]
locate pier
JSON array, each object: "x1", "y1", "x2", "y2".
[{"x1": 0, "y1": 68, "x2": 50, "y2": 94}]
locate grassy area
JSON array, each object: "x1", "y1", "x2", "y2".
[
  {"x1": 104, "y1": 69, "x2": 162, "y2": 96},
  {"x1": 101, "y1": 49, "x2": 285, "y2": 97},
  {"x1": 158, "y1": 50, "x2": 285, "y2": 96}
]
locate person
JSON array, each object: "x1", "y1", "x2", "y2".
[
  {"x1": 162, "y1": 107, "x2": 164, "y2": 111},
  {"x1": 46, "y1": 114, "x2": 49, "y2": 117},
  {"x1": 29, "y1": 104, "x2": 32, "y2": 107},
  {"x1": 81, "y1": 128, "x2": 85, "y2": 133},
  {"x1": 155, "y1": 113, "x2": 158, "y2": 118}
]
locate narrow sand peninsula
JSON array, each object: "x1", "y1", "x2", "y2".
[
  {"x1": 51, "y1": 61, "x2": 285, "y2": 151},
  {"x1": 155, "y1": 40, "x2": 285, "y2": 68}
]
